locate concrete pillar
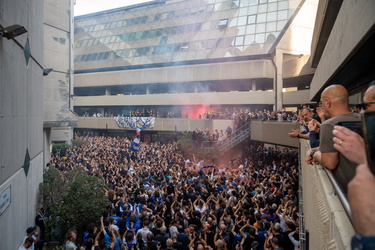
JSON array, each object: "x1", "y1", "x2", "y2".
[
  {"x1": 274, "y1": 49, "x2": 283, "y2": 111},
  {"x1": 105, "y1": 87, "x2": 111, "y2": 96},
  {"x1": 251, "y1": 80, "x2": 257, "y2": 91}
]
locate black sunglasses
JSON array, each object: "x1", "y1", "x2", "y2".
[{"x1": 360, "y1": 102, "x2": 375, "y2": 110}]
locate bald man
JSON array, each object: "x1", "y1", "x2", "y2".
[{"x1": 306, "y1": 84, "x2": 361, "y2": 194}]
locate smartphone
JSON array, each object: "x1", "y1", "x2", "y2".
[
  {"x1": 362, "y1": 112, "x2": 375, "y2": 175},
  {"x1": 336, "y1": 121, "x2": 363, "y2": 137}
]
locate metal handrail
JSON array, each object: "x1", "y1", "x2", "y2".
[{"x1": 219, "y1": 121, "x2": 252, "y2": 152}]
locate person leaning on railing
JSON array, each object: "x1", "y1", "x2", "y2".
[{"x1": 331, "y1": 82, "x2": 375, "y2": 249}]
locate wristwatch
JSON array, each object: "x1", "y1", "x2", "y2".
[
  {"x1": 310, "y1": 151, "x2": 315, "y2": 158},
  {"x1": 297, "y1": 133, "x2": 300, "y2": 138},
  {"x1": 351, "y1": 234, "x2": 375, "y2": 249}
]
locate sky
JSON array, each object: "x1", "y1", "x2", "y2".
[{"x1": 74, "y1": 0, "x2": 151, "y2": 16}]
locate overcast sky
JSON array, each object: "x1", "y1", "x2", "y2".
[{"x1": 74, "y1": 0, "x2": 151, "y2": 16}]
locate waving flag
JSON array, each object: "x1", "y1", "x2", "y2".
[{"x1": 129, "y1": 137, "x2": 140, "y2": 152}]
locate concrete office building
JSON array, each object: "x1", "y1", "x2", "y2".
[
  {"x1": 0, "y1": 0, "x2": 75, "y2": 249},
  {"x1": 73, "y1": 0, "x2": 318, "y2": 120}
]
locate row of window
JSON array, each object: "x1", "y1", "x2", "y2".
[
  {"x1": 75, "y1": 22, "x2": 203, "y2": 48},
  {"x1": 74, "y1": 32, "x2": 278, "y2": 63},
  {"x1": 75, "y1": 0, "x2": 289, "y2": 35}
]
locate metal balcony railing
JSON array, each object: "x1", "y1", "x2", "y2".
[{"x1": 219, "y1": 121, "x2": 252, "y2": 152}]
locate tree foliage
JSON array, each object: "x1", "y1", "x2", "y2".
[
  {"x1": 51, "y1": 143, "x2": 71, "y2": 156},
  {"x1": 51, "y1": 174, "x2": 109, "y2": 233},
  {"x1": 71, "y1": 138, "x2": 88, "y2": 148}
]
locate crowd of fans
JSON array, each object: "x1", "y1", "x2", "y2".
[{"x1": 42, "y1": 135, "x2": 301, "y2": 250}]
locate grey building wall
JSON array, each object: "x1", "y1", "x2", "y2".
[
  {"x1": 0, "y1": 0, "x2": 45, "y2": 249},
  {"x1": 43, "y1": 0, "x2": 77, "y2": 165}
]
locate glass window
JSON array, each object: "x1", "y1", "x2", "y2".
[
  {"x1": 76, "y1": 40, "x2": 83, "y2": 48},
  {"x1": 154, "y1": 13, "x2": 161, "y2": 21},
  {"x1": 181, "y1": 43, "x2": 189, "y2": 51},
  {"x1": 278, "y1": 1, "x2": 288, "y2": 10},
  {"x1": 230, "y1": 18, "x2": 238, "y2": 27},
  {"x1": 134, "y1": 17, "x2": 141, "y2": 25},
  {"x1": 239, "y1": 7, "x2": 248, "y2": 15},
  {"x1": 255, "y1": 33, "x2": 265, "y2": 43},
  {"x1": 173, "y1": 44, "x2": 181, "y2": 52},
  {"x1": 170, "y1": 26, "x2": 178, "y2": 35},
  {"x1": 168, "y1": 11, "x2": 175, "y2": 19},
  {"x1": 110, "y1": 22, "x2": 117, "y2": 29},
  {"x1": 277, "y1": 20, "x2": 287, "y2": 30},
  {"x1": 248, "y1": 5, "x2": 257, "y2": 14},
  {"x1": 80, "y1": 54, "x2": 87, "y2": 61},
  {"x1": 99, "y1": 37, "x2": 105, "y2": 43},
  {"x1": 86, "y1": 39, "x2": 94, "y2": 46},
  {"x1": 244, "y1": 34, "x2": 254, "y2": 45},
  {"x1": 156, "y1": 28, "x2": 163, "y2": 36},
  {"x1": 116, "y1": 21, "x2": 122, "y2": 28},
  {"x1": 265, "y1": 33, "x2": 277, "y2": 43},
  {"x1": 267, "y1": 12, "x2": 277, "y2": 22},
  {"x1": 92, "y1": 39, "x2": 99, "y2": 46},
  {"x1": 85, "y1": 54, "x2": 92, "y2": 61},
  {"x1": 94, "y1": 25, "x2": 100, "y2": 31},
  {"x1": 206, "y1": 4, "x2": 214, "y2": 12},
  {"x1": 235, "y1": 36, "x2": 244, "y2": 46},
  {"x1": 121, "y1": 33, "x2": 130, "y2": 41},
  {"x1": 148, "y1": 29, "x2": 156, "y2": 38},
  {"x1": 246, "y1": 24, "x2": 256, "y2": 33},
  {"x1": 257, "y1": 13, "x2": 266, "y2": 23},
  {"x1": 142, "y1": 30, "x2": 149, "y2": 39},
  {"x1": 178, "y1": 26, "x2": 185, "y2": 34},
  {"x1": 268, "y1": 2, "x2": 277, "y2": 12},
  {"x1": 102, "y1": 51, "x2": 110, "y2": 60},
  {"x1": 240, "y1": 0, "x2": 250, "y2": 7},
  {"x1": 88, "y1": 26, "x2": 94, "y2": 32},
  {"x1": 259, "y1": 0, "x2": 268, "y2": 3},
  {"x1": 141, "y1": 16, "x2": 148, "y2": 23},
  {"x1": 104, "y1": 37, "x2": 111, "y2": 43},
  {"x1": 238, "y1": 26, "x2": 246, "y2": 35},
  {"x1": 161, "y1": 12, "x2": 168, "y2": 20},
  {"x1": 232, "y1": 0, "x2": 240, "y2": 8},
  {"x1": 97, "y1": 52, "x2": 104, "y2": 60},
  {"x1": 194, "y1": 23, "x2": 202, "y2": 31},
  {"x1": 74, "y1": 55, "x2": 81, "y2": 62},
  {"x1": 91, "y1": 53, "x2": 98, "y2": 61},
  {"x1": 160, "y1": 36, "x2": 168, "y2": 45},
  {"x1": 135, "y1": 48, "x2": 143, "y2": 57},
  {"x1": 278, "y1": 10, "x2": 288, "y2": 20},
  {"x1": 107, "y1": 36, "x2": 114, "y2": 43},
  {"x1": 135, "y1": 32, "x2": 143, "y2": 40},
  {"x1": 258, "y1": 4, "x2": 267, "y2": 13},
  {"x1": 218, "y1": 19, "x2": 229, "y2": 28},
  {"x1": 266, "y1": 22, "x2": 276, "y2": 32},
  {"x1": 122, "y1": 49, "x2": 130, "y2": 58},
  {"x1": 249, "y1": 0, "x2": 258, "y2": 5},
  {"x1": 163, "y1": 27, "x2": 170, "y2": 35},
  {"x1": 247, "y1": 15, "x2": 256, "y2": 24},
  {"x1": 128, "y1": 33, "x2": 136, "y2": 41},
  {"x1": 128, "y1": 18, "x2": 135, "y2": 26},
  {"x1": 256, "y1": 23, "x2": 266, "y2": 33},
  {"x1": 238, "y1": 16, "x2": 247, "y2": 26}
]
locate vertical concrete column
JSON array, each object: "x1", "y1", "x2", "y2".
[
  {"x1": 105, "y1": 87, "x2": 111, "y2": 96},
  {"x1": 274, "y1": 49, "x2": 283, "y2": 111},
  {"x1": 251, "y1": 80, "x2": 257, "y2": 91}
]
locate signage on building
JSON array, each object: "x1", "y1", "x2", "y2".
[{"x1": 0, "y1": 186, "x2": 11, "y2": 215}]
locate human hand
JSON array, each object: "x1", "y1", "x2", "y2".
[
  {"x1": 308, "y1": 119, "x2": 320, "y2": 133},
  {"x1": 288, "y1": 129, "x2": 301, "y2": 138},
  {"x1": 332, "y1": 126, "x2": 367, "y2": 165},
  {"x1": 348, "y1": 164, "x2": 375, "y2": 236}
]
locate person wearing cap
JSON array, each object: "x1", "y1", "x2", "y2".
[
  {"x1": 23, "y1": 226, "x2": 39, "y2": 250},
  {"x1": 19, "y1": 237, "x2": 34, "y2": 250}
]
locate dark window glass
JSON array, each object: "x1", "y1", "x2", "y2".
[
  {"x1": 85, "y1": 54, "x2": 92, "y2": 61},
  {"x1": 154, "y1": 13, "x2": 161, "y2": 21},
  {"x1": 186, "y1": 23, "x2": 195, "y2": 33},
  {"x1": 80, "y1": 54, "x2": 87, "y2": 61},
  {"x1": 122, "y1": 49, "x2": 130, "y2": 58},
  {"x1": 134, "y1": 17, "x2": 141, "y2": 25},
  {"x1": 141, "y1": 16, "x2": 148, "y2": 23},
  {"x1": 160, "y1": 36, "x2": 168, "y2": 45},
  {"x1": 90, "y1": 53, "x2": 98, "y2": 61},
  {"x1": 121, "y1": 33, "x2": 130, "y2": 41},
  {"x1": 74, "y1": 55, "x2": 81, "y2": 62},
  {"x1": 135, "y1": 48, "x2": 143, "y2": 56},
  {"x1": 148, "y1": 30, "x2": 156, "y2": 38},
  {"x1": 103, "y1": 52, "x2": 110, "y2": 60},
  {"x1": 168, "y1": 11, "x2": 175, "y2": 19},
  {"x1": 129, "y1": 33, "x2": 136, "y2": 40},
  {"x1": 92, "y1": 39, "x2": 99, "y2": 46},
  {"x1": 156, "y1": 28, "x2": 163, "y2": 37},
  {"x1": 110, "y1": 22, "x2": 117, "y2": 29},
  {"x1": 173, "y1": 43, "x2": 181, "y2": 52},
  {"x1": 142, "y1": 30, "x2": 149, "y2": 39},
  {"x1": 194, "y1": 23, "x2": 202, "y2": 31},
  {"x1": 162, "y1": 27, "x2": 170, "y2": 36},
  {"x1": 135, "y1": 32, "x2": 143, "y2": 40},
  {"x1": 170, "y1": 26, "x2": 178, "y2": 35},
  {"x1": 181, "y1": 43, "x2": 189, "y2": 51},
  {"x1": 97, "y1": 52, "x2": 104, "y2": 60},
  {"x1": 178, "y1": 25, "x2": 185, "y2": 34}
]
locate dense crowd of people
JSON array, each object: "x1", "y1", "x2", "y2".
[{"x1": 42, "y1": 135, "x2": 300, "y2": 250}]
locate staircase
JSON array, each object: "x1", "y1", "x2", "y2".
[{"x1": 219, "y1": 121, "x2": 251, "y2": 152}]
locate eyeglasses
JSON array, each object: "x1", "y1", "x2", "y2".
[{"x1": 360, "y1": 102, "x2": 375, "y2": 110}]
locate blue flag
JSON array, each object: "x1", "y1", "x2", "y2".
[
  {"x1": 136, "y1": 119, "x2": 147, "y2": 130},
  {"x1": 129, "y1": 138, "x2": 140, "y2": 152}
]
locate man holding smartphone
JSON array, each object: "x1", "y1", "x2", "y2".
[{"x1": 305, "y1": 85, "x2": 361, "y2": 194}]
